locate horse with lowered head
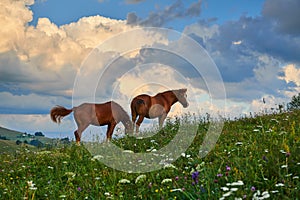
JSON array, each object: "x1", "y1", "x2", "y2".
[
  {"x1": 50, "y1": 101, "x2": 133, "y2": 144},
  {"x1": 130, "y1": 88, "x2": 188, "y2": 132}
]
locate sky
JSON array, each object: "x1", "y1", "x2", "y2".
[{"x1": 0, "y1": 0, "x2": 300, "y2": 140}]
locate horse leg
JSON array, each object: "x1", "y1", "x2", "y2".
[
  {"x1": 131, "y1": 109, "x2": 137, "y2": 133},
  {"x1": 106, "y1": 122, "x2": 117, "y2": 142},
  {"x1": 135, "y1": 115, "x2": 145, "y2": 133},
  {"x1": 75, "y1": 123, "x2": 89, "y2": 145},
  {"x1": 158, "y1": 113, "x2": 167, "y2": 129}
]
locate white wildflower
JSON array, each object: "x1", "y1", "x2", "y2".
[
  {"x1": 161, "y1": 178, "x2": 172, "y2": 184},
  {"x1": 123, "y1": 150, "x2": 134, "y2": 153},
  {"x1": 222, "y1": 191, "x2": 232, "y2": 197},
  {"x1": 170, "y1": 188, "x2": 182, "y2": 192},
  {"x1": 135, "y1": 174, "x2": 147, "y2": 184},
  {"x1": 27, "y1": 181, "x2": 37, "y2": 190},
  {"x1": 221, "y1": 187, "x2": 229, "y2": 191},
  {"x1": 230, "y1": 188, "x2": 238, "y2": 191},
  {"x1": 226, "y1": 180, "x2": 244, "y2": 186},
  {"x1": 163, "y1": 163, "x2": 177, "y2": 169},
  {"x1": 118, "y1": 179, "x2": 130, "y2": 184},
  {"x1": 275, "y1": 183, "x2": 284, "y2": 187}
]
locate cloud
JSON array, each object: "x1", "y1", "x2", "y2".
[
  {"x1": 125, "y1": 0, "x2": 146, "y2": 4},
  {"x1": 126, "y1": 0, "x2": 202, "y2": 27},
  {"x1": 0, "y1": 114, "x2": 74, "y2": 138},
  {"x1": 262, "y1": 0, "x2": 300, "y2": 35}
]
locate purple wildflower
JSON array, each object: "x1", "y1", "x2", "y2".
[
  {"x1": 192, "y1": 171, "x2": 199, "y2": 184},
  {"x1": 262, "y1": 155, "x2": 268, "y2": 162},
  {"x1": 226, "y1": 165, "x2": 231, "y2": 171},
  {"x1": 251, "y1": 186, "x2": 256, "y2": 191},
  {"x1": 217, "y1": 173, "x2": 223, "y2": 177},
  {"x1": 77, "y1": 187, "x2": 82, "y2": 192}
]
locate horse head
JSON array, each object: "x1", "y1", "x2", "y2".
[{"x1": 175, "y1": 88, "x2": 189, "y2": 108}]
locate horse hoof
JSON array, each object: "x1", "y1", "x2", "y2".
[{"x1": 76, "y1": 141, "x2": 81, "y2": 146}]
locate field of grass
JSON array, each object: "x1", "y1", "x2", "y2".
[{"x1": 0, "y1": 110, "x2": 299, "y2": 199}]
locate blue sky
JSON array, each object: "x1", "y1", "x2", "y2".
[
  {"x1": 0, "y1": 0, "x2": 300, "y2": 139},
  {"x1": 29, "y1": 0, "x2": 264, "y2": 28}
]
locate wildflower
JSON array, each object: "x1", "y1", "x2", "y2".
[
  {"x1": 221, "y1": 187, "x2": 229, "y2": 191},
  {"x1": 135, "y1": 174, "x2": 147, "y2": 184},
  {"x1": 65, "y1": 172, "x2": 76, "y2": 179},
  {"x1": 271, "y1": 190, "x2": 279, "y2": 193},
  {"x1": 226, "y1": 165, "x2": 231, "y2": 171},
  {"x1": 222, "y1": 191, "x2": 232, "y2": 197},
  {"x1": 170, "y1": 188, "x2": 182, "y2": 192},
  {"x1": 77, "y1": 187, "x2": 82, "y2": 192},
  {"x1": 27, "y1": 181, "x2": 37, "y2": 190},
  {"x1": 91, "y1": 155, "x2": 103, "y2": 161},
  {"x1": 59, "y1": 195, "x2": 67, "y2": 198},
  {"x1": 281, "y1": 165, "x2": 288, "y2": 168},
  {"x1": 119, "y1": 179, "x2": 130, "y2": 184},
  {"x1": 161, "y1": 178, "x2": 172, "y2": 184},
  {"x1": 275, "y1": 183, "x2": 284, "y2": 187},
  {"x1": 285, "y1": 152, "x2": 291, "y2": 157},
  {"x1": 163, "y1": 163, "x2": 177, "y2": 169},
  {"x1": 235, "y1": 142, "x2": 243, "y2": 146},
  {"x1": 253, "y1": 190, "x2": 270, "y2": 200},
  {"x1": 123, "y1": 150, "x2": 134, "y2": 153},
  {"x1": 226, "y1": 180, "x2": 244, "y2": 186},
  {"x1": 262, "y1": 155, "x2": 268, "y2": 162},
  {"x1": 251, "y1": 186, "x2": 256, "y2": 191},
  {"x1": 230, "y1": 188, "x2": 238, "y2": 191},
  {"x1": 148, "y1": 182, "x2": 152, "y2": 188},
  {"x1": 192, "y1": 171, "x2": 199, "y2": 184},
  {"x1": 217, "y1": 173, "x2": 223, "y2": 177}
]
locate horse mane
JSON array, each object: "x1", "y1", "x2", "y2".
[{"x1": 111, "y1": 101, "x2": 131, "y2": 123}]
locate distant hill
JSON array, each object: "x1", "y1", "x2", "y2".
[
  {"x1": 0, "y1": 126, "x2": 62, "y2": 152},
  {"x1": 0, "y1": 139, "x2": 36, "y2": 153},
  {"x1": 0, "y1": 126, "x2": 24, "y2": 140}
]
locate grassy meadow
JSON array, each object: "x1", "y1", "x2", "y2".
[{"x1": 0, "y1": 110, "x2": 299, "y2": 199}]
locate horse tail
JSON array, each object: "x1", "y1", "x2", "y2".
[
  {"x1": 136, "y1": 99, "x2": 145, "y2": 105},
  {"x1": 50, "y1": 106, "x2": 73, "y2": 124}
]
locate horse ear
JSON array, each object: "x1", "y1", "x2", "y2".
[{"x1": 181, "y1": 88, "x2": 187, "y2": 93}]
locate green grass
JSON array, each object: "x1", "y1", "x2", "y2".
[{"x1": 0, "y1": 111, "x2": 299, "y2": 199}]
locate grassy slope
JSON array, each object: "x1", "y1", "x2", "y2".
[
  {"x1": 0, "y1": 111, "x2": 299, "y2": 199},
  {"x1": 0, "y1": 139, "x2": 36, "y2": 153},
  {"x1": 0, "y1": 126, "x2": 54, "y2": 145}
]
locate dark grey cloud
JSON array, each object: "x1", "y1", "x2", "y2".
[
  {"x1": 204, "y1": 15, "x2": 300, "y2": 83},
  {"x1": 125, "y1": 0, "x2": 145, "y2": 4},
  {"x1": 262, "y1": 0, "x2": 300, "y2": 35},
  {"x1": 126, "y1": 0, "x2": 202, "y2": 27}
]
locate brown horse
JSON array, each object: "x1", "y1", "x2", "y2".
[
  {"x1": 50, "y1": 101, "x2": 132, "y2": 144},
  {"x1": 131, "y1": 88, "x2": 188, "y2": 132}
]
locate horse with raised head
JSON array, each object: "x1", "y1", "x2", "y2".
[
  {"x1": 130, "y1": 88, "x2": 188, "y2": 132},
  {"x1": 50, "y1": 101, "x2": 132, "y2": 144}
]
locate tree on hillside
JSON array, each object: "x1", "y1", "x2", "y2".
[
  {"x1": 34, "y1": 132, "x2": 44, "y2": 137},
  {"x1": 287, "y1": 93, "x2": 300, "y2": 111}
]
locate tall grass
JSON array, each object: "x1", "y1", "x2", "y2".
[{"x1": 0, "y1": 111, "x2": 299, "y2": 199}]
